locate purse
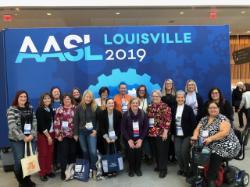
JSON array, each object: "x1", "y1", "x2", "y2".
[{"x1": 21, "y1": 142, "x2": 40, "y2": 178}]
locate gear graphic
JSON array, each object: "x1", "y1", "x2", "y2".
[{"x1": 88, "y1": 68, "x2": 161, "y2": 97}]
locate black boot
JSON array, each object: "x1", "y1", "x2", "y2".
[
  {"x1": 207, "y1": 180, "x2": 216, "y2": 187},
  {"x1": 14, "y1": 170, "x2": 25, "y2": 187},
  {"x1": 25, "y1": 176, "x2": 36, "y2": 187}
]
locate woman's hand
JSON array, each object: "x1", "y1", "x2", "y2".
[
  {"x1": 24, "y1": 135, "x2": 33, "y2": 142},
  {"x1": 204, "y1": 137, "x2": 213, "y2": 145},
  {"x1": 74, "y1": 135, "x2": 78, "y2": 142},
  {"x1": 161, "y1": 129, "x2": 168, "y2": 141},
  {"x1": 190, "y1": 135, "x2": 198, "y2": 144},
  {"x1": 47, "y1": 136, "x2": 53, "y2": 145},
  {"x1": 106, "y1": 137, "x2": 111, "y2": 144},
  {"x1": 58, "y1": 136, "x2": 63, "y2": 142},
  {"x1": 90, "y1": 130, "x2": 97, "y2": 137},
  {"x1": 128, "y1": 139, "x2": 135, "y2": 149},
  {"x1": 135, "y1": 139, "x2": 143, "y2": 148}
]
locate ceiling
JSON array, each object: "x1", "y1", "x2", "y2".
[{"x1": 0, "y1": 7, "x2": 250, "y2": 35}]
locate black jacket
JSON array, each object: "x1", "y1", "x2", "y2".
[
  {"x1": 171, "y1": 104, "x2": 196, "y2": 137},
  {"x1": 232, "y1": 88, "x2": 243, "y2": 109},
  {"x1": 98, "y1": 109, "x2": 122, "y2": 138},
  {"x1": 36, "y1": 106, "x2": 54, "y2": 133},
  {"x1": 161, "y1": 94, "x2": 176, "y2": 110}
]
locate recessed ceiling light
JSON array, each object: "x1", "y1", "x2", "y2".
[
  {"x1": 241, "y1": 10, "x2": 246, "y2": 14},
  {"x1": 116, "y1": 12, "x2": 120, "y2": 15},
  {"x1": 180, "y1": 11, "x2": 184, "y2": 15},
  {"x1": 46, "y1": 12, "x2": 52, "y2": 16}
]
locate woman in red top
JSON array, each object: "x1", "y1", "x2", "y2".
[
  {"x1": 147, "y1": 90, "x2": 171, "y2": 178},
  {"x1": 54, "y1": 94, "x2": 76, "y2": 180}
]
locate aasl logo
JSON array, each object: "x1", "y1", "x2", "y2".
[{"x1": 15, "y1": 34, "x2": 103, "y2": 63}]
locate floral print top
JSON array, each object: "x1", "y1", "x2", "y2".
[
  {"x1": 147, "y1": 102, "x2": 171, "y2": 137},
  {"x1": 54, "y1": 105, "x2": 76, "y2": 139}
]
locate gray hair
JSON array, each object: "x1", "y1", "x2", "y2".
[
  {"x1": 176, "y1": 90, "x2": 186, "y2": 96},
  {"x1": 152, "y1": 90, "x2": 162, "y2": 97}
]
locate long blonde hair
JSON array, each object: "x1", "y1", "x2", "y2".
[
  {"x1": 162, "y1": 79, "x2": 176, "y2": 96},
  {"x1": 80, "y1": 90, "x2": 97, "y2": 112}
]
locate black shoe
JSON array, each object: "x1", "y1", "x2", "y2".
[
  {"x1": 177, "y1": 170, "x2": 184, "y2": 176},
  {"x1": 26, "y1": 177, "x2": 36, "y2": 187},
  {"x1": 128, "y1": 171, "x2": 134, "y2": 177},
  {"x1": 135, "y1": 170, "x2": 142, "y2": 177},
  {"x1": 47, "y1": 172, "x2": 56, "y2": 178},
  {"x1": 40, "y1": 176, "x2": 48, "y2": 182},
  {"x1": 61, "y1": 172, "x2": 66, "y2": 180},
  {"x1": 159, "y1": 170, "x2": 167, "y2": 178},
  {"x1": 154, "y1": 167, "x2": 160, "y2": 172}
]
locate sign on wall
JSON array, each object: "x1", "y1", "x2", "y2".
[{"x1": 0, "y1": 25, "x2": 231, "y2": 147}]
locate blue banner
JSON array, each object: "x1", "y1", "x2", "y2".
[{"x1": 0, "y1": 25, "x2": 231, "y2": 147}]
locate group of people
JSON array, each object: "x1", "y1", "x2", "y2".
[{"x1": 7, "y1": 79, "x2": 248, "y2": 187}]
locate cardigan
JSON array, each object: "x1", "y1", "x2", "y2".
[
  {"x1": 171, "y1": 104, "x2": 196, "y2": 137},
  {"x1": 36, "y1": 106, "x2": 54, "y2": 133},
  {"x1": 121, "y1": 109, "x2": 148, "y2": 141}
]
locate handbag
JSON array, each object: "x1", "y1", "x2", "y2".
[
  {"x1": 74, "y1": 159, "x2": 90, "y2": 182},
  {"x1": 101, "y1": 143, "x2": 124, "y2": 173},
  {"x1": 21, "y1": 142, "x2": 40, "y2": 178}
]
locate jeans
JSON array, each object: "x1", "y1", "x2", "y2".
[
  {"x1": 174, "y1": 136, "x2": 191, "y2": 173},
  {"x1": 10, "y1": 140, "x2": 36, "y2": 172},
  {"x1": 79, "y1": 132, "x2": 97, "y2": 170}
]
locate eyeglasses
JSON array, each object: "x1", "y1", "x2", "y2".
[
  {"x1": 139, "y1": 90, "x2": 145, "y2": 92},
  {"x1": 208, "y1": 107, "x2": 219, "y2": 109}
]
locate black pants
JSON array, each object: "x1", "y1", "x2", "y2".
[
  {"x1": 207, "y1": 153, "x2": 224, "y2": 181},
  {"x1": 149, "y1": 136, "x2": 170, "y2": 171},
  {"x1": 126, "y1": 143, "x2": 142, "y2": 172},
  {"x1": 60, "y1": 137, "x2": 76, "y2": 173},
  {"x1": 238, "y1": 108, "x2": 247, "y2": 127}
]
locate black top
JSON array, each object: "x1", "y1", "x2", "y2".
[
  {"x1": 171, "y1": 104, "x2": 196, "y2": 137},
  {"x1": 161, "y1": 94, "x2": 176, "y2": 110},
  {"x1": 203, "y1": 100, "x2": 234, "y2": 122},
  {"x1": 98, "y1": 109, "x2": 122, "y2": 138},
  {"x1": 36, "y1": 106, "x2": 54, "y2": 133},
  {"x1": 232, "y1": 87, "x2": 244, "y2": 109}
]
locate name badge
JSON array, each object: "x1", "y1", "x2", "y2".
[
  {"x1": 176, "y1": 126, "x2": 184, "y2": 136},
  {"x1": 108, "y1": 131, "x2": 116, "y2": 139},
  {"x1": 86, "y1": 122, "x2": 93, "y2": 130},
  {"x1": 202, "y1": 130, "x2": 209, "y2": 137},
  {"x1": 24, "y1": 123, "x2": 31, "y2": 134},
  {"x1": 133, "y1": 121, "x2": 139, "y2": 137},
  {"x1": 62, "y1": 121, "x2": 69, "y2": 129},
  {"x1": 149, "y1": 118, "x2": 154, "y2": 127}
]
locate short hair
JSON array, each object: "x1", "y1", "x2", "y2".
[
  {"x1": 129, "y1": 97, "x2": 140, "y2": 105},
  {"x1": 50, "y1": 86, "x2": 62, "y2": 102},
  {"x1": 39, "y1": 93, "x2": 52, "y2": 108},
  {"x1": 11, "y1": 90, "x2": 30, "y2": 107},
  {"x1": 152, "y1": 90, "x2": 162, "y2": 97},
  {"x1": 106, "y1": 98, "x2": 114, "y2": 104},
  {"x1": 176, "y1": 90, "x2": 186, "y2": 96},
  {"x1": 119, "y1": 82, "x2": 127, "y2": 88},
  {"x1": 98, "y1": 87, "x2": 110, "y2": 97},
  {"x1": 61, "y1": 93, "x2": 74, "y2": 106}
]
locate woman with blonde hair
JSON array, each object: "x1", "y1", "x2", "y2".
[
  {"x1": 73, "y1": 90, "x2": 100, "y2": 180},
  {"x1": 185, "y1": 79, "x2": 203, "y2": 122}
]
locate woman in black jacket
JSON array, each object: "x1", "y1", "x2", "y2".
[
  {"x1": 171, "y1": 90, "x2": 196, "y2": 177},
  {"x1": 204, "y1": 88, "x2": 234, "y2": 123},
  {"x1": 36, "y1": 93, "x2": 56, "y2": 181},
  {"x1": 99, "y1": 98, "x2": 122, "y2": 155}
]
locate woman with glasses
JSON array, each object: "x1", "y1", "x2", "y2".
[
  {"x1": 147, "y1": 90, "x2": 171, "y2": 178},
  {"x1": 203, "y1": 88, "x2": 234, "y2": 123},
  {"x1": 191, "y1": 101, "x2": 240, "y2": 187}
]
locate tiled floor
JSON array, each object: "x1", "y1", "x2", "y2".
[{"x1": 0, "y1": 114, "x2": 249, "y2": 187}]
